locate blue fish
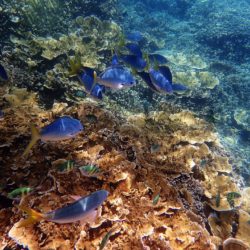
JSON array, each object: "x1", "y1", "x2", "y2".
[
  {"x1": 125, "y1": 31, "x2": 144, "y2": 42},
  {"x1": 125, "y1": 43, "x2": 143, "y2": 57},
  {"x1": 149, "y1": 54, "x2": 168, "y2": 65},
  {"x1": 0, "y1": 64, "x2": 8, "y2": 81},
  {"x1": 97, "y1": 60, "x2": 136, "y2": 89},
  {"x1": 149, "y1": 68, "x2": 173, "y2": 93},
  {"x1": 18, "y1": 190, "x2": 109, "y2": 226},
  {"x1": 23, "y1": 116, "x2": 83, "y2": 156},
  {"x1": 120, "y1": 54, "x2": 147, "y2": 71},
  {"x1": 139, "y1": 67, "x2": 187, "y2": 93},
  {"x1": 78, "y1": 67, "x2": 105, "y2": 100}
]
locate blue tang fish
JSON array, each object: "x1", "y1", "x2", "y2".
[
  {"x1": 78, "y1": 67, "x2": 105, "y2": 100},
  {"x1": 120, "y1": 54, "x2": 147, "y2": 71},
  {"x1": 23, "y1": 116, "x2": 83, "y2": 156},
  {"x1": 97, "y1": 54, "x2": 136, "y2": 90},
  {"x1": 125, "y1": 31, "x2": 144, "y2": 42},
  {"x1": 18, "y1": 190, "x2": 109, "y2": 226},
  {"x1": 0, "y1": 64, "x2": 8, "y2": 81},
  {"x1": 125, "y1": 43, "x2": 143, "y2": 57},
  {"x1": 149, "y1": 54, "x2": 168, "y2": 65}
]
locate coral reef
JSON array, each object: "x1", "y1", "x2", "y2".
[{"x1": 0, "y1": 86, "x2": 249, "y2": 249}]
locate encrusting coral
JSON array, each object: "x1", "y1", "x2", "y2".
[{"x1": 0, "y1": 86, "x2": 249, "y2": 249}]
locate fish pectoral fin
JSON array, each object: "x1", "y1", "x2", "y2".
[
  {"x1": 22, "y1": 124, "x2": 40, "y2": 157},
  {"x1": 70, "y1": 195, "x2": 82, "y2": 201}
]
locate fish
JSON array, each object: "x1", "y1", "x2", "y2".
[
  {"x1": 149, "y1": 68, "x2": 173, "y2": 93},
  {"x1": 215, "y1": 191, "x2": 220, "y2": 207},
  {"x1": 97, "y1": 65, "x2": 136, "y2": 90},
  {"x1": 58, "y1": 160, "x2": 75, "y2": 172},
  {"x1": 68, "y1": 57, "x2": 105, "y2": 100},
  {"x1": 149, "y1": 54, "x2": 169, "y2": 65},
  {"x1": 78, "y1": 67, "x2": 105, "y2": 100},
  {"x1": 18, "y1": 190, "x2": 109, "y2": 227},
  {"x1": 125, "y1": 43, "x2": 143, "y2": 57},
  {"x1": 0, "y1": 110, "x2": 4, "y2": 120},
  {"x1": 85, "y1": 114, "x2": 98, "y2": 124},
  {"x1": 152, "y1": 194, "x2": 160, "y2": 205},
  {"x1": 0, "y1": 64, "x2": 8, "y2": 81},
  {"x1": 79, "y1": 165, "x2": 101, "y2": 177},
  {"x1": 150, "y1": 143, "x2": 161, "y2": 153},
  {"x1": 226, "y1": 192, "x2": 241, "y2": 208},
  {"x1": 23, "y1": 116, "x2": 83, "y2": 156},
  {"x1": 120, "y1": 54, "x2": 147, "y2": 71},
  {"x1": 125, "y1": 31, "x2": 144, "y2": 42},
  {"x1": 99, "y1": 228, "x2": 116, "y2": 250},
  {"x1": 138, "y1": 66, "x2": 187, "y2": 93},
  {"x1": 8, "y1": 187, "x2": 32, "y2": 199}
]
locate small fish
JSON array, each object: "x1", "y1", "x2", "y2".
[
  {"x1": 200, "y1": 159, "x2": 207, "y2": 168},
  {"x1": 0, "y1": 110, "x2": 4, "y2": 120},
  {"x1": 99, "y1": 228, "x2": 116, "y2": 250},
  {"x1": 215, "y1": 191, "x2": 220, "y2": 207},
  {"x1": 120, "y1": 54, "x2": 147, "y2": 71},
  {"x1": 78, "y1": 67, "x2": 105, "y2": 100},
  {"x1": 226, "y1": 192, "x2": 241, "y2": 208},
  {"x1": 8, "y1": 187, "x2": 32, "y2": 199},
  {"x1": 125, "y1": 43, "x2": 143, "y2": 57},
  {"x1": 125, "y1": 31, "x2": 144, "y2": 42},
  {"x1": 150, "y1": 143, "x2": 161, "y2": 153},
  {"x1": 85, "y1": 114, "x2": 98, "y2": 124},
  {"x1": 153, "y1": 194, "x2": 160, "y2": 205},
  {"x1": 18, "y1": 190, "x2": 109, "y2": 227},
  {"x1": 149, "y1": 54, "x2": 168, "y2": 65},
  {"x1": 79, "y1": 165, "x2": 101, "y2": 177},
  {"x1": 23, "y1": 116, "x2": 83, "y2": 156},
  {"x1": 0, "y1": 64, "x2": 8, "y2": 81},
  {"x1": 149, "y1": 68, "x2": 173, "y2": 93},
  {"x1": 97, "y1": 65, "x2": 136, "y2": 90},
  {"x1": 58, "y1": 160, "x2": 75, "y2": 172}
]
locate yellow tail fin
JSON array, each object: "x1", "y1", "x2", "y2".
[
  {"x1": 17, "y1": 205, "x2": 45, "y2": 227},
  {"x1": 22, "y1": 124, "x2": 40, "y2": 157},
  {"x1": 68, "y1": 55, "x2": 82, "y2": 76}
]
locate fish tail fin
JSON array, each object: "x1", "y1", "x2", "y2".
[
  {"x1": 68, "y1": 54, "x2": 82, "y2": 76},
  {"x1": 22, "y1": 124, "x2": 40, "y2": 157},
  {"x1": 17, "y1": 205, "x2": 45, "y2": 227}
]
